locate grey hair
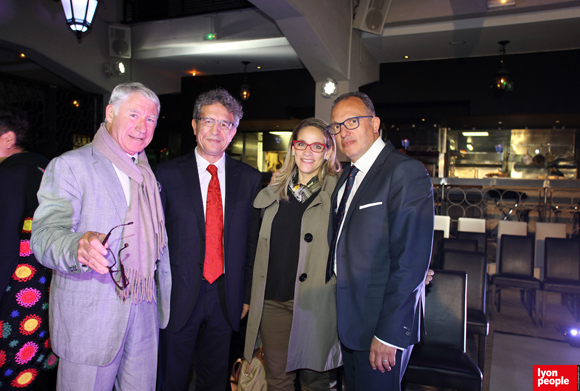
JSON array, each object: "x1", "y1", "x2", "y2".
[
  {"x1": 331, "y1": 91, "x2": 376, "y2": 116},
  {"x1": 192, "y1": 88, "x2": 243, "y2": 127},
  {"x1": 109, "y1": 82, "x2": 161, "y2": 115}
]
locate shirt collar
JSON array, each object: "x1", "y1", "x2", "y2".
[
  {"x1": 351, "y1": 137, "x2": 386, "y2": 174},
  {"x1": 195, "y1": 147, "x2": 226, "y2": 173}
]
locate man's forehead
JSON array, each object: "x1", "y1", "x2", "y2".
[{"x1": 331, "y1": 98, "x2": 366, "y2": 120}]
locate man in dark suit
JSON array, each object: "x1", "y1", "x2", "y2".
[
  {"x1": 327, "y1": 92, "x2": 434, "y2": 391},
  {"x1": 155, "y1": 88, "x2": 262, "y2": 391}
]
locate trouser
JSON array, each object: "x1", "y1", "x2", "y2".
[{"x1": 260, "y1": 299, "x2": 330, "y2": 391}]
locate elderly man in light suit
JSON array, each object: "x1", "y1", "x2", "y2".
[{"x1": 31, "y1": 82, "x2": 171, "y2": 391}]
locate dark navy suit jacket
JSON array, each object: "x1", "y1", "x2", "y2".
[
  {"x1": 329, "y1": 141, "x2": 434, "y2": 351},
  {"x1": 155, "y1": 151, "x2": 262, "y2": 333}
]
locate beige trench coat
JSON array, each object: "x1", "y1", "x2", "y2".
[{"x1": 244, "y1": 175, "x2": 342, "y2": 372}]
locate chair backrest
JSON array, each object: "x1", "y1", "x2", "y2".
[
  {"x1": 441, "y1": 250, "x2": 487, "y2": 313},
  {"x1": 434, "y1": 215, "x2": 450, "y2": 238},
  {"x1": 496, "y1": 221, "x2": 527, "y2": 264},
  {"x1": 422, "y1": 270, "x2": 467, "y2": 352},
  {"x1": 544, "y1": 238, "x2": 580, "y2": 280},
  {"x1": 457, "y1": 231, "x2": 487, "y2": 253},
  {"x1": 535, "y1": 222, "x2": 567, "y2": 270},
  {"x1": 431, "y1": 230, "x2": 445, "y2": 269},
  {"x1": 441, "y1": 238, "x2": 478, "y2": 253},
  {"x1": 499, "y1": 234, "x2": 534, "y2": 276}
]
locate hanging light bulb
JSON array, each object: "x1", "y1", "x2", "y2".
[
  {"x1": 240, "y1": 61, "x2": 250, "y2": 101},
  {"x1": 493, "y1": 41, "x2": 514, "y2": 94}
]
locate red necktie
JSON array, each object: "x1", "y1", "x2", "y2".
[{"x1": 204, "y1": 165, "x2": 224, "y2": 284}]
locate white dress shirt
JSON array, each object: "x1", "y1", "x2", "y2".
[
  {"x1": 194, "y1": 148, "x2": 226, "y2": 218},
  {"x1": 112, "y1": 153, "x2": 138, "y2": 205}
]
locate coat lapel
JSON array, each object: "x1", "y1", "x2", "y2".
[
  {"x1": 224, "y1": 155, "x2": 240, "y2": 233},
  {"x1": 90, "y1": 146, "x2": 127, "y2": 221},
  {"x1": 179, "y1": 152, "x2": 205, "y2": 236}
]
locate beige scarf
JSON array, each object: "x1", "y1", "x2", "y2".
[{"x1": 93, "y1": 124, "x2": 166, "y2": 303}]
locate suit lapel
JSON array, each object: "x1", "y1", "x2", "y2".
[
  {"x1": 179, "y1": 152, "x2": 206, "y2": 235},
  {"x1": 224, "y1": 155, "x2": 240, "y2": 234},
  {"x1": 91, "y1": 146, "x2": 127, "y2": 221},
  {"x1": 342, "y1": 142, "x2": 394, "y2": 226}
]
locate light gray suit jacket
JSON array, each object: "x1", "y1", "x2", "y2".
[{"x1": 31, "y1": 143, "x2": 171, "y2": 366}]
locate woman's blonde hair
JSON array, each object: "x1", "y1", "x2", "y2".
[{"x1": 272, "y1": 117, "x2": 342, "y2": 201}]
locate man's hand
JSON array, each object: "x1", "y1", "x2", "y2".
[
  {"x1": 241, "y1": 304, "x2": 249, "y2": 319},
  {"x1": 77, "y1": 231, "x2": 109, "y2": 274},
  {"x1": 369, "y1": 337, "x2": 397, "y2": 373},
  {"x1": 425, "y1": 269, "x2": 434, "y2": 285}
]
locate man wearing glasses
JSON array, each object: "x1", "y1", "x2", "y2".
[
  {"x1": 327, "y1": 92, "x2": 434, "y2": 391},
  {"x1": 154, "y1": 88, "x2": 262, "y2": 391},
  {"x1": 31, "y1": 82, "x2": 171, "y2": 390}
]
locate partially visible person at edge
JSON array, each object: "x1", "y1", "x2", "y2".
[
  {"x1": 327, "y1": 91, "x2": 434, "y2": 391},
  {"x1": 155, "y1": 87, "x2": 262, "y2": 391},
  {"x1": 31, "y1": 82, "x2": 171, "y2": 390},
  {"x1": 0, "y1": 107, "x2": 57, "y2": 390},
  {"x1": 245, "y1": 118, "x2": 342, "y2": 391}
]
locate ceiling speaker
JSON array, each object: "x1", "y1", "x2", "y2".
[
  {"x1": 109, "y1": 25, "x2": 131, "y2": 59},
  {"x1": 353, "y1": 0, "x2": 392, "y2": 35}
]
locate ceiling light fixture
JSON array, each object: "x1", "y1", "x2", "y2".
[
  {"x1": 493, "y1": 40, "x2": 514, "y2": 94},
  {"x1": 462, "y1": 132, "x2": 489, "y2": 137},
  {"x1": 321, "y1": 78, "x2": 338, "y2": 98},
  {"x1": 61, "y1": 0, "x2": 99, "y2": 40},
  {"x1": 240, "y1": 61, "x2": 251, "y2": 101}
]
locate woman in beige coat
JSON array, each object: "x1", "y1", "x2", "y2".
[{"x1": 245, "y1": 118, "x2": 342, "y2": 391}]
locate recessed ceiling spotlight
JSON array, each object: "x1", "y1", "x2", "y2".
[
  {"x1": 449, "y1": 40, "x2": 466, "y2": 46},
  {"x1": 404, "y1": 55, "x2": 409, "y2": 59},
  {"x1": 256, "y1": 66, "x2": 261, "y2": 69}
]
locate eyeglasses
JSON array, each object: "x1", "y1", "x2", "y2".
[
  {"x1": 292, "y1": 140, "x2": 327, "y2": 153},
  {"x1": 196, "y1": 117, "x2": 234, "y2": 131},
  {"x1": 327, "y1": 116, "x2": 374, "y2": 135},
  {"x1": 102, "y1": 222, "x2": 133, "y2": 290}
]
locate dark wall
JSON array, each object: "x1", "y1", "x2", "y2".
[
  {"x1": 154, "y1": 68, "x2": 316, "y2": 158},
  {"x1": 362, "y1": 49, "x2": 580, "y2": 127}
]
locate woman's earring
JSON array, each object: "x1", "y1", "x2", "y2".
[{"x1": 292, "y1": 152, "x2": 295, "y2": 156}]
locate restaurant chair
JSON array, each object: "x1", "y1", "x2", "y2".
[
  {"x1": 441, "y1": 238, "x2": 478, "y2": 253},
  {"x1": 457, "y1": 231, "x2": 487, "y2": 254},
  {"x1": 535, "y1": 222, "x2": 567, "y2": 276},
  {"x1": 441, "y1": 249, "x2": 489, "y2": 372},
  {"x1": 490, "y1": 234, "x2": 541, "y2": 325},
  {"x1": 542, "y1": 237, "x2": 580, "y2": 327},
  {"x1": 403, "y1": 270, "x2": 483, "y2": 391}
]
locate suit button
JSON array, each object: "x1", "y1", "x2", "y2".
[
  {"x1": 299, "y1": 273, "x2": 307, "y2": 282},
  {"x1": 405, "y1": 331, "x2": 411, "y2": 336},
  {"x1": 304, "y1": 233, "x2": 313, "y2": 242}
]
